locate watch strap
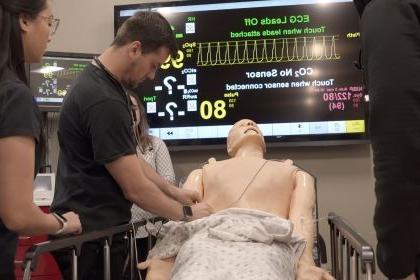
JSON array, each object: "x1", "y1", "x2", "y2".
[
  {"x1": 182, "y1": 205, "x2": 193, "y2": 221},
  {"x1": 52, "y1": 212, "x2": 67, "y2": 235}
]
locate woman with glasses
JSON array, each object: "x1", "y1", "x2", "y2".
[
  {"x1": 128, "y1": 91, "x2": 176, "y2": 279},
  {"x1": 0, "y1": 0, "x2": 81, "y2": 278}
]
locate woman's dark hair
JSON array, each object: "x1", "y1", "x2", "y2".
[
  {"x1": 112, "y1": 11, "x2": 178, "y2": 58},
  {"x1": 0, "y1": 0, "x2": 47, "y2": 83},
  {"x1": 128, "y1": 91, "x2": 153, "y2": 152}
]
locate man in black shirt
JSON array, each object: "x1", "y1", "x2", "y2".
[
  {"x1": 359, "y1": 0, "x2": 420, "y2": 278},
  {"x1": 51, "y1": 11, "x2": 212, "y2": 279}
]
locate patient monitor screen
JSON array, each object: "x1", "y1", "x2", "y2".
[
  {"x1": 116, "y1": 0, "x2": 366, "y2": 146},
  {"x1": 30, "y1": 56, "x2": 92, "y2": 111}
]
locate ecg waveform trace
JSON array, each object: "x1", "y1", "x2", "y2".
[
  {"x1": 52, "y1": 69, "x2": 85, "y2": 80},
  {"x1": 196, "y1": 35, "x2": 340, "y2": 66}
]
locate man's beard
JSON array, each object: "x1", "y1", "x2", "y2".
[
  {"x1": 122, "y1": 61, "x2": 142, "y2": 90},
  {"x1": 121, "y1": 79, "x2": 138, "y2": 91}
]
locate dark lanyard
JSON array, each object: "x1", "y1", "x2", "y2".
[{"x1": 93, "y1": 57, "x2": 132, "y2": 113}]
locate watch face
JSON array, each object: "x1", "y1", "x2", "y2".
[{"x1": 183, "y1": 205, "x2": 193, "y2": 217}]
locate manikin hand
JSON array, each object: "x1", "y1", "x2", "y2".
[
  {"x1": 297, "y1": 263, "x2": 335, "y2": 280},
  {"x1": 138, "y1": 258, "x2": 174, "y2": 280}
]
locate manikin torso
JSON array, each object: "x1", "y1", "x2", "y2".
[
  {"x1": 201, "y1": 157, "x2": 298, "y2": 219},
  {"x1": 139, "y1": 120, "x2": 332, "y2": 280}
]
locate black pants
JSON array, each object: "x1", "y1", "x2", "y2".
[
  {"x1": 52, "y1": 234, "x2": 127, "y2": 280},
  {"x1": 361, "y1": 0, "x2": 420, "y2": 278},
  {"x1": 390, "y1": 258, "x2": 420, "y2": 279},
  {"x1": 0, "y1": 273, "x2": 15, "y2": 280}
]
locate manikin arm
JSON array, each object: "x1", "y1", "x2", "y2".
[
  {"x1": 180, "y1": 168, "x2": 204, "y2": 200},
  {"x1": 138, "y1": 258, "x2": 175, "y2": 280},
  {"x1": 138, "y1": 168, "x2": 205, "y2": 280},
  {"x1": 289, "y1": 171, "x2": 334, "y2": 280},
  {"x1": 289, "y1": 171, "x2": 316, "y2": 266}
]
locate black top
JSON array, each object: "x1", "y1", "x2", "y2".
[
  {"x1": 0, "y1": 71, "x2": 42, "y2": 275},
  {"x1": 362, "y1": 0, "x2": 420, "y2": 186},
  {"x1": 50, "y1": 63, "x2": 136, "y2": 232},
  {"x1": 361, "y1": 0, "x2": 420, "y2": 277},
  {"x1": 353, "y1": 0, "x2": 372, "y2": 16}
]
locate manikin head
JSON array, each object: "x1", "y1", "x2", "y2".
[
  {"x1": 227, "y1": 119, "x2": 266, "y2": 158},
  {"x1": 109, "y1": 11, "x2": 177, "y2": 89}
]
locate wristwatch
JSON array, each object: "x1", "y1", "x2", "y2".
[
  {"x1": 182, "y1": 205, "x2": 193, "y2": 222},
  {"x1": 52, "y1": 212, "x2": 68, "y2": 235}
]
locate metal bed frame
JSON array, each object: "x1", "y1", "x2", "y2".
[
  {"x1": 20, "y1": 214, "x2": 375, "y2": 280},
  {"x1": 329, "y1": 212, "x2": 375, "y2": 280},
  {"x1": 21, "y1": 218, "x2": 164, "y2": 280}
]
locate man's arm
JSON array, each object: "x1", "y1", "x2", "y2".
[
  {"x1": 86, "y1": 99, "x2": 199, "y2": 208},
  {"x1": 137, "y1": 169, "x2": 205, "y2": 280},
  {"x1": 106, "y1": 155, "x2": 211, "y2": 221},
  {"x1": 289, "y1": 171, "x2": 334, "y2": 280},
  {"x1": 138, "y1": 154, "x2": 200, "y2": 205}
]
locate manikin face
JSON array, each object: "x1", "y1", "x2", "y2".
[
  {"x1": 124, "y1": 44, "x2": 170, "y2": 89},
  {"x1": 227, "y1": 119, "x2": 266, "y2": 157},
  {"x1": 20, "y1": 1, "x2": 58, "y2": 63}
]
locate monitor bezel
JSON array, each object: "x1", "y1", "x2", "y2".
[
  {"x1": 29, "y1": 51, "x2": 97, "y2": 112},
  {"x1": 114, "y1": 0, "x2": 369, "y2": 148}
]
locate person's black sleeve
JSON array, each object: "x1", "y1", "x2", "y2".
[
  {"x1": 0, "y1": 81, "x2": 40, "y2": 141},
  {"x1": 84, "y1": 99, "x2": 136, "y2": 164}
]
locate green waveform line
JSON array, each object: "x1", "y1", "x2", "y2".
[{"x1": 196, "y1": 35, "x2": 340, "y2": 66}]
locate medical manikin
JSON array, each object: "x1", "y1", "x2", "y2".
[{"x1": 139, "y1": 119, "x2": 334, "y2": 280}]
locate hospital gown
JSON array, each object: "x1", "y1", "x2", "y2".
[{"x1": 148, "y1": 208, "x2": 306, "y2": 280}]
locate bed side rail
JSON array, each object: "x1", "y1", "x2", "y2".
[
  {"x1": 328, "y1": 212, "x2": 375, "y2": 280},
  {"x1": 21, "y1": 217, "x2": 166, "y2": 280}
]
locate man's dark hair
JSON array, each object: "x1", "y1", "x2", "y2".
[
  {"x1": 0, "y1": 0, "x2": 47, "y2": 83},
  {"x1": 112, "y1": 11, "x2": 178, "y2": 58}
]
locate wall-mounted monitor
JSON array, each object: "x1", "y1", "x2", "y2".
[
  {"x1": 29, "y1": 52, "x2": 95, "y2": 112},
  {"x1": 115, "y1": 0, "x2": 367, "y2": 147}
]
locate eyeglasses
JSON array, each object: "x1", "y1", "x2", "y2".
[{"x1": 39, "y1": 15, "x2": 60, "y2": 36}]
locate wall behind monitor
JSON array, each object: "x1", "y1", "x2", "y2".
[{"x1": 49, "y1": 0, "x2": 381, "y2": 277}]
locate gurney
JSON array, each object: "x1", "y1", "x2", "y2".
[
  {"x1": 20, "y1": 162, "x2": 374, "y2": 280},
  {"x1": 19, "y1": 212, "x2": 375, "y2": 280}
]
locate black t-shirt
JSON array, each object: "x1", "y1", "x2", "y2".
[
  {"x1": 50, "y1": 63, "x2": 136, "y2": 232},
  {"x1": 0, "y1": 71, "x2": 42, "y2": 275},
  {"x1": 362, "y1": 0, "x2": 420, "y2": 184}
]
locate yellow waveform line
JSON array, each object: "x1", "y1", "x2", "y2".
[
  {"x1": 196, "y1": 35, "x2": 340, "y2": 66},
  {"x1": 53, "y1": 70, "x2": 83, "y2": 80}
]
